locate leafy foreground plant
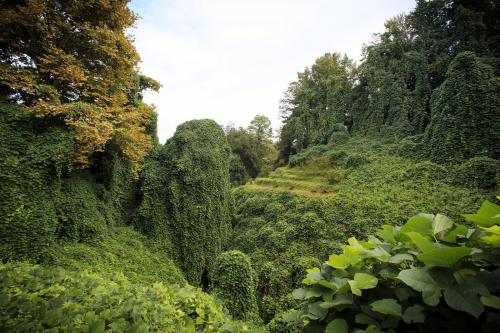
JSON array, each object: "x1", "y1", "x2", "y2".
[
  {"x1": 289, "y1": 199, "x2": 500, "y2": 332},
  {"x1": 0, "y1": 263, "x2": 263, "y2": 333}
]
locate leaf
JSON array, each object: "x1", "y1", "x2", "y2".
[
  {"x1": 325, "y1": 318, "x2": 348, "y2": 333},
  {"x1": 349, "y1": 273, "x2": 378, "y2": 296},
  {"x1": 389, "y1": 253, "x2": 414, "y2": 264},
  {"x1": 292, "y1": 288, "x2": 306, "y2": 300},
  {"x1": 405, "y1": 232, "x2": 435, "y2": 252},
  {"x1": 397, "y1": 268, "x2": 441, "y2": 306},
  {"x1": 376, "y1": 225, "x2": 396, "y2": 243},
  {"x1": 328, "y1": 254, "x2": 351, "y2": 269},
  {"x1": 402, "y1": 305, "x2": 425, "y2": 324},
  {"x1": 370, "y1": 299, "x2": 402, "y2": 317},
  {"x1": 432, "y1": 214, "x2": 453, "y2": 237},
  {"x1": 400, "y1": 215, "x2": 433, "y2": 236},
  {"x1": 417, "y1": 246, "x2": 472, "y2": 267},
  {"x1": 480, "y1": 295, "x2": 500, "y2": 310},
  {"x1": 354, "y1": 273, "x2": 378, "y2": 289},
  {"x1": 308, "y1": 301, "x2": 329, "y2": 320},
  {"x1": 321, "y1": 293, "x2": 353, "y2": 308},
  {"x1": 89, "y1": 319, "x2": 105, "y2": 333},
  {"x1": 355, "y1": 313, "x2": 379, "y2": 326},
  {"x1": 444, "y1": 284, "x2": 484, "y2": 318},
  {"x1": 463, "y1": 201, "x2": 500, "y2": 227},
  {"x1": 441, "y1": 225, "x2": 468, "y2": 243}
]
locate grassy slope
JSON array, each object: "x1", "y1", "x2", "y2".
[{"x1": 231, "y1": 136, "x2": 497, "y2": 322}]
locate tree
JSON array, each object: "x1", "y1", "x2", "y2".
[
  {"x1": 248, "y1": 115, "x2": 273, "y2": 143},
  {"x1": 424, "y1": 52, "x2": 500, "y2": 163},
  {"x1": 0, "y1": 0, "x2": 158, "y2": 171},
  {"x1": 135, "y1": 120, "x2": 232, "y2": 286}
]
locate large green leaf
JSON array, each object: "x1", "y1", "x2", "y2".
[
  {"x1": 349, "y1": 273, "x2": 378, "y2": 296},
  {"x1": 321, "y1": 293, "x2": 353, "y2": 308},
  {"x1": 402, "y1": 304, "x2": 425, "y2": 324},
  {"x1": 463, "y1": 201, "x2": 500, "y2": 227},
  {"x1": 376, "y1": 225, "x2": 397, "y2": 243},
  {"x1": 405, "y1": 232, "x2": 435, "y2": 252},
  {"x1": 397, "y1": 268, "x2": 441, "y2": 305},
  {"x1": 400, "y1": 215, "x2": 433, "y2": 236},
  {"x1": 432, "y1": 214, "x2": 453, "y2": 238},
  {"x1": 325, "y1": 318, "x2": 348, "y2": 333},
  {"x1": 370, "y1": 299, "x2": 402, "y2": 317},
  {"x1": 441, "y1": 225, "x2": 468, "y2": 243},
  {"x1": 417, "y1": 246, "x2": 472, "y2": 267},
  {"x1": 443, "y1": 283, "x2": 484, "y2": 318}
]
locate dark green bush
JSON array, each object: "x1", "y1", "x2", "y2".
[
  {"x1": 211, "y1": 250, "x2": 260, "y2": 322},
  {"x1": 344, "y1": 153, "x2": 370, "y2": 168},
  {"x1": 326, "y1": 149, "x2": 349, "y2": 166},
  {"x1": 289, "y1": 145, "x2": 330, "y2": 168},
  {"x1": 456, "y1": 157, "x2": 500, "y2": 189},
  {"x1": 328, "y1": 123, "x2": 350, "y2": 145}
]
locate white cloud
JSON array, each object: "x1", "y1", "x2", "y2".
[{"x1": 129, "y1": 0, "x2": 416, "y2": 143}]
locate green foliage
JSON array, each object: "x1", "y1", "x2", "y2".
[
  {"x1": 424, "y1": 52, "x2": 500, "y2": 163},
  {"x1": 135, "y1": 119, "x2": 232, "y2": 286},
  {"x1": 0, "y1": 262, "x2": 260, "y2": 333},
  {"x1": 233, "y1": 137, "x2": 494, "y2": 323},
  {"x1": 211, "y1": 251, "x2": 260, "y2": 322},
  {"x1": 48, "y1": 226, "x2": 187, "y2": 286},
  {"x1": 291, "y1": 201, "x2": 500, "y2": 332},
  {"x1": 343, "y1": 153, "x2": 369, "y2": 169},
  {"x1": 456, "y1": 157, "x2": 500, "y2": 189}
]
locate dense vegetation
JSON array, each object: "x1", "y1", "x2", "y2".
[{"x1": 0, "y1": 0, "x2": 499, "y2": 332}]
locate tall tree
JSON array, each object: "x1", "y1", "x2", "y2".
[{"x1": 0, "y1": 0, "x2": 157, "y2": 171}]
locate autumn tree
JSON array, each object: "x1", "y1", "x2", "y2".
[{"x1": 0, "y1": 0, "x2": 158, "y2": 172}]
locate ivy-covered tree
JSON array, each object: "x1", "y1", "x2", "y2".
[
  {"x1": 424, "y1": 52, "x2": 500, "y2": 163},
  {"x1": 135, "y1": 120, "x2": 232, "y2": 286},
  {"x1": 211, "y1": 251, "x2": 260, "y2": 322}
]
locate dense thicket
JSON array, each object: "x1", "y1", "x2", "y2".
[
  {"x1": 279, "y1": 0, "x2": 500, "y2": 163},
  {"x1": 135, "y1": 119, "x2": 232, "y2": 286}
]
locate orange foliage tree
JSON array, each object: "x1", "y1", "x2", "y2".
[{"x1": 0, "y1": 0, "x2": 159, "y2": 172}]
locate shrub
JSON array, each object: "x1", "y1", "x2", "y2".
[
  {"x1": 404, "y1": 161, "x2": 449, "y2": 183},
  {"x1": 289, "y1": 145, "x2": 330, "y2": 168},
  {"x1": 344, "y1": 153, "x2": 370, "y2": 168},
  {"x1": 326, "y1": 149, "x2": 349, "y2": 166},
  {"x1": 328, "y1": 123, "x2": 350, "y2": 146},
  {"x1": 395, "y1": 135, "x2": 422, "y2": 159},
  {"x1": 211, "y1": 251, "x2": 260, "y2": 322},
  {"x1": 0, "y1": 263, "x2": 258, "y2": 332},
  {"x1": 291, "y1": 200, "x2": 500, "y2": 332},
  {"x1": 456, "y1": 157, "x2": 500, "y2": 189}
]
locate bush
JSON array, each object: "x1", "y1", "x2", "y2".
[
  {"x1": 291, "y1": 200, "x2": 500, "y2": 332},
  {"x1": 395, "y1": 135, "x2": 422, "y2": 159},
  {"x1": 326, "y1": 149, "x2": 349, "y2": 166},
  {"x1": 344, "y1": 153, "x2": 370, "y2": 168},
  {"x1": 328, "y1": 123, "x2": 350, "y2": 146},
  {"x1": 456, "y1": 157, "x2": 500, "y2": 189},
  {"x1": 288, "y1": 145, "x2": 330, "y2": 168},
  {"x1": 211, "y1": 251, "x2": 260, "y2": 322},
  {"x1": 404, "y1": 161, "x2": 449, "y2": 183},
  {"x1": 0, "y1": 263, "x2": 258, "y2": 332}
]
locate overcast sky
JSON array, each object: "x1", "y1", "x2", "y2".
[{"x1": 129, "y1": 0, "x2": 416, "y2": 143}]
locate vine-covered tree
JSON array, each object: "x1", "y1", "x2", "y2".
[
  {"x1": 135, "y1": 120, "x2": 232, "y2": 286},
  {"x1": 424, "y1": 52, "x2": 500, "y2": 163}
]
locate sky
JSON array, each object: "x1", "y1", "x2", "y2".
[{"x1": 129, "y1": 0, "x2": 416, "y2": 143}]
